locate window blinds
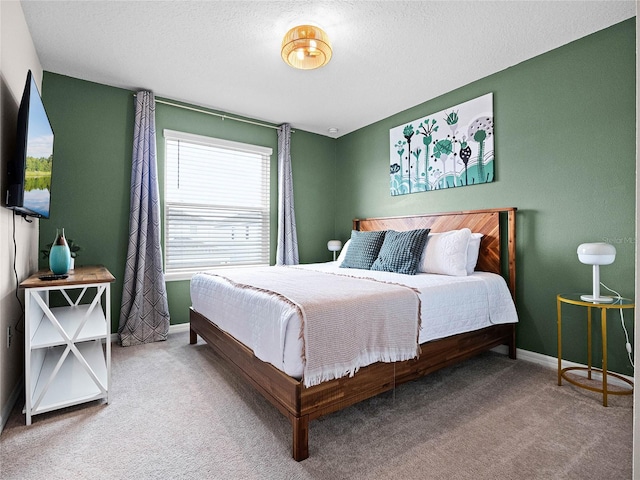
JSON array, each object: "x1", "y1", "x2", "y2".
[{"x1": 164, "y1": 130, "x2": 271, "y2": 273}]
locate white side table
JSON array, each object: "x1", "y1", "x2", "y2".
[{"x1": 20, "y1": 265, "x2": 115, "y2": 425}]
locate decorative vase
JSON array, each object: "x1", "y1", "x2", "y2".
[{"x1": 49, "y1": 228, "x2": 71, "y2": 275}]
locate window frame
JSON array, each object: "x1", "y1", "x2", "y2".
[{"x1": 162, "y1": 129, "x2": 273, "y2": 281}]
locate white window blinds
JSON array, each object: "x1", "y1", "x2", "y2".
[{"x1": 164, "y1": 130, "x2": 272, "y2": 275}]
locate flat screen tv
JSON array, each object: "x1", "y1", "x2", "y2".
[{"x1": 5, "y1": 70, "x2": 54, "y2": 219}]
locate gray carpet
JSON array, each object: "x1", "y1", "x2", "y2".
[{"x1": 0, "y1": 331, "x2": 632, "y2": 479}]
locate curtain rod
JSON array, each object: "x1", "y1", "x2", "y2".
[{"x1": 134, "y1": 93, "x2": 287, "y2": 131}]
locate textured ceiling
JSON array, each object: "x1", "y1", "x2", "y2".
[{"x1": 20, "y1": 1, "x2": 635, "y2": 138}]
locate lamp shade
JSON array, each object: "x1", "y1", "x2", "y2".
[
  {"x1": 281, "y1": 25, "x2": 332, "y2": 70},
  {"x1": 577, "y1": 242, "x2": 616, "y2": 303},
  {"x1": 327, "y1": 240, "x2": 342, "y2": 252},
  {"x1": 577, "y1": 242, "x2": 616, "y2": 265}
]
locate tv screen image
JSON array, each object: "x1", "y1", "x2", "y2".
[
  {"x1": 23, "y1": 82, "x2": 53, "y2": 218},
  {"x1": 6, "y1": 70, "x2": 54, "y2": 219}
]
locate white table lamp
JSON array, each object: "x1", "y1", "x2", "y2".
[
  {"x1": 577, "y1": 242, "x2": 616, "y2": 303},
  {"x1": 327, "y1": 240, "x2": 342, "y2": 261}
]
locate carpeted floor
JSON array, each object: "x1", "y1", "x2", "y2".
[{"x1": 0, "y1": 330, "x2": 632, "y2": 479}]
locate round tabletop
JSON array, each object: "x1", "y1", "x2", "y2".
[{"x1": 558, "y1": 293, "x2": 635, "y2": 309}]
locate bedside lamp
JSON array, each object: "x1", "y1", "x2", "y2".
[
  {"x1": 327, "y1": 240, "x2": 342, "y2": 261},
  {"x1": 577, "y1": 242, "x2": 616, "y2": 303}
]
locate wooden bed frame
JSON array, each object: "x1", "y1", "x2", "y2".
[{"x1": 189, "y1": 207, "x2": 517, "y2": 461}]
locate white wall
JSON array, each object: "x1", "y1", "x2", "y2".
[
  {"x1": 634, "y1": 3, "x2": 639, "y2": 478},
  {"x1": 0, "y1": 0, "x2": 41, "y2": 432}
]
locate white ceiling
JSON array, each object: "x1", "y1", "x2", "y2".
[{"x1": 21, "y1": 1, "x2": 636, "y2": 138}]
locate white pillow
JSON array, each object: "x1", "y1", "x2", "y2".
[
  {"x1": 418, "y1": 228, "x2": 472, "y2": 276},
  {"x1": 336, "y1": 239, "x2": 351, "y2": 265},
  {"x1": 466, "y1": 233, "x2": 484, "y2": 275}
]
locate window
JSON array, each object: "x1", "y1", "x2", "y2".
[{"x1": 164, "y1": 130, "x2": 272, "y2": 279}]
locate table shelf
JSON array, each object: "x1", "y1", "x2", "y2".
[
  {"x1": 31, "y1": 305, "x2": 108, "y2": 349},
  {"x1": 30, "y1": 341, "x2": 107, "y2": 415}
]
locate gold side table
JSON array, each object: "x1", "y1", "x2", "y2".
[{"x1": 557, "y1": 293, "x2": 634, "y2": 406}]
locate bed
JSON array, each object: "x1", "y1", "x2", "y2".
[{"x1": 189, "y1": 207, "x2": 517, "y2": 460}]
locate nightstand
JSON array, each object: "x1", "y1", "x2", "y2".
[
  {"x1": 20, "y1": 265, "x2": 115, "y2": 424},
  {"x1": 557, "y1": 293, "x2": 634, "y2": 406}
]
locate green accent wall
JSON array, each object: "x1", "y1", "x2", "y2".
[
  {"x1": 335, "y1": 19, "x2": 636, "y2": 376},
  {"x1": 40, "y1": 74, "x2": 336, "y2": 331},
  {"x1": 39, "y1": 75, "x2": 134, "y2": 333},
  {"x1": 40, "y1": 18, "x2": 635, "y2": 375}
]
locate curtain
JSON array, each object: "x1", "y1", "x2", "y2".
[
  {"x1": 276, "y1": 123, "x2": 299, "y2": 265},
  {"x1": 118, "y1": 91, "x2": 170, "y2": 346}
]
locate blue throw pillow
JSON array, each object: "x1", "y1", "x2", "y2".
[
  {"x1": 370, "y1": 229, "x2": 431, "y2": 275},
  {"x1": 339, "y1": 230, "x2": 387, "y2": 270}
]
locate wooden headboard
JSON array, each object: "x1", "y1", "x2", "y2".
[{"x1": 353, "y1": 208, "x2": 517, "y2": 298}]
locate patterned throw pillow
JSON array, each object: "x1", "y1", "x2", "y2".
[
  {"x1": 370, "y1": 229, "x2": 431, "y2": 275},
  {"x1": 340, "y1": 230, "x2": 387, "y2": 270}
]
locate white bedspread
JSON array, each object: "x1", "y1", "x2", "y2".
[
  {"x1": 196, "y1": 267, "x2": 421, "y2": 387},
  {"x1": 190, "y1": 262, "x2": 518, "y2": 380}
]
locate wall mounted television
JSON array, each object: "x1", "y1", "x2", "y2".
[{"x1": 5, "y1": 70, "x2": 54, "y2": 219}]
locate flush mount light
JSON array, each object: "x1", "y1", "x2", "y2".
[{"x1": 281, "y1": 25, "x2": 332, "y2": 70}]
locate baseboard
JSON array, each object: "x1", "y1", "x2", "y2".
[
  {"x1": 107, "y1": 326, "x2": 632, "y2": 386},
  {"x1": 109, "y1": 327, "x2": 633, "y2": 386},
  {"x1": 109, "y1": 322, "x2": 190, "y2": 343},
  {"x1": 0, "y1": 379, "x2": 24, "y2": 435},
  {"x1": 168, "y1": 322, "x2": 191, "y2": 334},
  {"x1": 108, "y1": 327, "x2": 633, "y2": 386},
  {"x1": 492, "y1": 345, "x2": 633, "y2": 387}
]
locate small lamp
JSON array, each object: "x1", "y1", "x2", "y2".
[
  {"x1": 327, "y1": 240, "x2": 342, "y2": 261},
  {"x1": 577, "y1": 242, "x2": 616, "y2": 303}
]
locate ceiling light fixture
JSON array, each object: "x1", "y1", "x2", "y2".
[{"x1": 281, "y1": 25, "x2": 332, "y2": 70}]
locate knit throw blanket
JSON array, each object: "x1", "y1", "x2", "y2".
[{"x1": 205, "y1": 266, "x2": 421, "y2": 387}]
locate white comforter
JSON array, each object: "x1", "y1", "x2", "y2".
[{"x1": 190, "y1": 262, "x2": 518, "y2": 379}]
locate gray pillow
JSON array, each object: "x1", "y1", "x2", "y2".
[
  {"x1": 339, "y1": 230, "x2": 386, "y2": 270},
  {"x1": 370, "y1": 229, "x2": 431, "y2": 275}
]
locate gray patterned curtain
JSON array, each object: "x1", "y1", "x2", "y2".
[
  {"x1": 118, "y1": 91, "x2": 170, "y2": 346},
  {"x1": 275, "y1": 123, "x2": 299, "y2": 265}
]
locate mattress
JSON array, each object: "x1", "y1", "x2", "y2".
[{"x1": 190, "y1": 262, "x2": 518, "y2": 379}]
